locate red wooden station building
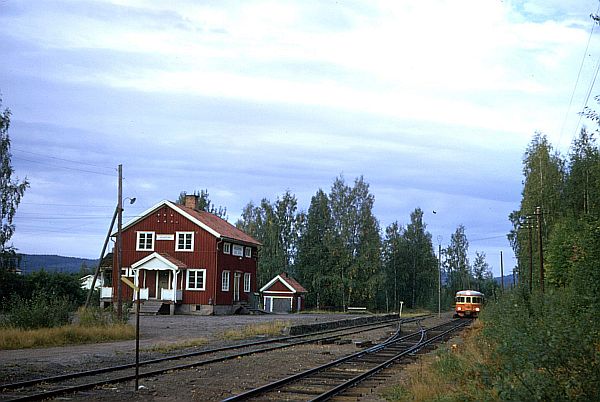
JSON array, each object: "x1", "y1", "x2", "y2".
[{"x1": 100, "y1": 195, "x2": 261, "y2": 315}]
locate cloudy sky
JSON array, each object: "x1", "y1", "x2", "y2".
[{"x1": 2, "y1": 0, "x2": 600, "y2": 276}]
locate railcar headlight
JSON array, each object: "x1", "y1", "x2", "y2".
[
  {"x1": 457, "y1": 307, "x2": 461, "y2": 310},
  {"x1": 475, "y1": 307, "x2": 480, "y2": 311}
]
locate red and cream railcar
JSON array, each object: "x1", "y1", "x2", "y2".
[{"x1": 454, "y1": 290, "x2": 484, "y2": 318}]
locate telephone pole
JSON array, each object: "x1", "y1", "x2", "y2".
[
  {"x1": 528, "y1": 217, "x2": 533, "y2": 293},
  {"x1": 535, "y1": 206, "x2": 544, "y2": 293},
  {"x1": 500, "y1": 250, "x2": 504, "y2": 293},
  {"x1": 116, "y1": 164, "x2": 123, "y2": 320},
  {"x1": 438, "y1": 243, "x2": 442, "y2": 318}
]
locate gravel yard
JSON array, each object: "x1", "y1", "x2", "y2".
[
  {"x1": 0, "y1": 313, "x2": 366, "y2": 382},
  {"x1": 0, "y1": 312, "x2": 458, "y2": 401}
]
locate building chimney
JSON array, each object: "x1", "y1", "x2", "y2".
[{"x1": 185, "y1": 194, "x2": 199, "y2": 210}]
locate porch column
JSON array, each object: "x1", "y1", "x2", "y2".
[
  {"x1": 172, "y1": 270, "x2": 178, "y2": 302},
  {"x1": 133, "y1": 268, "x2": 139, "y2": 301}
]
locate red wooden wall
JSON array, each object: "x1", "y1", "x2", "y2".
[{"x1": 113, "y1": 204, "x2": 257, "y2": 306}]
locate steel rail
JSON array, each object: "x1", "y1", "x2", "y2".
[
  {"x1": 1, "y1": 316, "x2": 425, "y2": 401},
  {"x1": 309, "y1": 319, "x2": 469, "y2": 401},
  {"x1": 1, "y1": 315, "x2": 422, "y2": 392},
  {"x1": 221, "y1": 319, "x2": 466, "y2": 402}
]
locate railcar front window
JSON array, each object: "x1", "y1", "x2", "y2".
[
  {"x1": 473, "y1": 297, "x2": 481, "y2": 303},
  {"x1": 466, "y1": 297, "x2": 471, "y2": 303}
]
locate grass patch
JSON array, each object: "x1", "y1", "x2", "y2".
[
  {"x1": 299, "y1": 309, "x2": 342, "y2": 314},
  {"x1": 143, "y1": 337, "x2": 208, "y2": 353},
  {"x1": 221, "y1": 320, "x2": 290, "y2": 340},
  {"x1": 0, "y1": 323, "x2": 135, "y2": 350},
  {"x1": 382, "y1": 320, "x2": 498, "y2": 402}
]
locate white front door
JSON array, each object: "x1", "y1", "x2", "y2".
[{"x1": 233, "y1": 273, "x2": 241, "y2": 302}]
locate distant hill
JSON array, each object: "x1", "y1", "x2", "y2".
[
  {"x1": 495, "y1": 274, "x2": 517, "y2": 287},
  {"x1": 18, "y1": 254, "x2": 99, "y2": 274}
]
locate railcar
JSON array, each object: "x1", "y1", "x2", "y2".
[{"x1": 454, "y1": 290, "x2": 484, "y2": 318}]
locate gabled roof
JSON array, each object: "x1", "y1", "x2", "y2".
[
  {"x1": 259, "y1": 272, "x2": 308, "y2": 293},
  {"x1": 116, "y1": 200, "x2": 261, "y2": 246},
  {"x1": 131, "y1": 252, "x2": 187, "y2": 270}
]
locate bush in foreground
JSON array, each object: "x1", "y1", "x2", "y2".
[
  {"x1": 2, "y1": 292, "x2": 73, "y2": 330},
  {"x1": 384, "y1": 288, "x2": 600, "y2": 401}
]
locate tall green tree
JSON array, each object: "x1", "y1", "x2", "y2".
[
  {"x1": 403, "y1": 208, "x2": 438, "y2": 308},
  {"x1": 472, "y1": 251, "x2": 492, "y2": 292},
  {"x1": 382, "y1": 221, "x2": 407, "y2": 312},
  {"x1": 236, "y1": 192, "x2": 304, "y2": 287},
  {"x1": 564, "y1": 128, "x2": 600, "y2": 217},
  {"x1": 508, "y1": 132, "x2": 564, "y2": 289},
  {"x1": 295, "y1": 189, "x2": 338, "y2": 309},
  {"x1": 0, "y1": 98, "x2": 29, "y2": 271},
  {"x1": 444, "y1": 224, "x2": 471, "y2": 294},
  {"x1": 274, "y1": 190, "x2": 304, "y2": 275},
  {"x1": 328, "y1": 175, "x2": 382, "y2": 309}
]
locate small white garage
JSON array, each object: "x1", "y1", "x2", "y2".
[{"x1": 260, "y1": 272, "x2": 307, "y2": 313}]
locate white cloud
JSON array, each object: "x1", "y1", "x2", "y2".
[{"x1": 3, "y1": 0, "x2": 600, "y2": 274}]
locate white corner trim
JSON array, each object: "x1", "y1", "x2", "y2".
[
  {"x1": 114, "y1": 200, "x2": 222, "y2": 239},
  {"x1": 259, "y1": 274, "x2": 297, "y2": 293},
  {"x1": 131, "y1": 252, "x2": 179, "y2": 270}
]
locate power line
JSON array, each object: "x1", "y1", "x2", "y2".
[
  {"x1": 13, "y1": 156, "x2": 116, "y2": 177},
  {"x1": 16, "y1": 214, "x2": 138, "y2": 220},
  {"x1": 21, "y1": 202, "x2": 114, "y2": 208},
  {"x1": 12, "y1": 148, "x2": 114, "y2": 171},
  {"x1": 571, "y1": 10, "x2": 600, "y2": 146},
  {"x1": 558, "y1": 4, "x2": 600, "y2": 149}
]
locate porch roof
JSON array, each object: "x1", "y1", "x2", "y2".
[{"x1": 131, "y1": 252, "x2": 187, "y2": 271}]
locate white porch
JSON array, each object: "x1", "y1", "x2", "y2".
[{"x1": 131, "y1": 252, "x2": 185, "y2": 306}]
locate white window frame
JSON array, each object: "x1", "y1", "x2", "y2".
[
  {"x1": 136, "y1": 231, "x2": 155, "y2": 251},
  {"x1": 176, "y1": 231, "x2": 194, "y2": 251},
  {"x1": 186, "y1": 269, "x2": 206, "y2": 291},
  {"x1": 121, "y1": 267, "x2": 134, "y2": 277},
  {"x1": 244, "y1": 247, "x2": 252, "y2": 258},
  {"x1": 244, "y1": 273, "x2": 251, "y2": 293},
  {"x1": 222, "y1": 270, "x2": 230, "y2": 291},
  {"x1": 232, "y1": 244, "x2": 244, "y2": 256},
  {"x1": 223, "y1": 242, "x2": 231, "y2": 254}
]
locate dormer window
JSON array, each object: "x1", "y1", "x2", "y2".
[
  {"x1": 245, "y1": 247, "x2": 252, "y2": 258},
  {"x1": 232, "y1": 245, "x2": 244, "y2": 256},
  {"x1": 223, "y1": 243, "x2": 231, "y2": 254}
]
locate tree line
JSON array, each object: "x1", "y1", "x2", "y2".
[
  {"x1": 464, "y1": 114, "x2": 600, "y2": 399},
  {"x1": 1, "y1": 92, "x2": 497, "y2": 313},
  {"x1": 229, "y1": 176, "x2": 497, "y2": 311},
  {"x1": 508, "y1": 126, "x2": 600, "y2": 297}
]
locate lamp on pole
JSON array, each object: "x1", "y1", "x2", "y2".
[
  {"x1": 116, "y1": 163, "x2": 136, "y2": 321},
  {"x1": 116, "y1": 165, "x2": 123, "y2": 321},
  {"x1": 437, "y1": 235, "x2": 443, "y2": 319}
]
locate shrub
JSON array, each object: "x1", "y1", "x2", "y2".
[
  {"x1": 77, "y1": 306, "x2": 113, "y2": 327},
  {"x1": 480, "y1": 288, "x2": 600, "y2": 401},
  {"x1": 2, "y1": 292, "x2": 73, "y2": 330}
]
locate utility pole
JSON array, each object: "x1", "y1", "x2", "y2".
[
  {"x1": 500, "y1": 250, "x2": 504, "y2": 293},
  {"x1": 85, "y1": 207, "x2": 118, "y2": 308},
  {"x1": 528, "y1": 217, "x2": 533, "y2": 293},
  {"x1": 535, "y1": 206, "x2": 544, "y2": 293},
  {"x1": 116, "y1": 164, "x2": 123, "y2": 320},
  {"x1": 438, "y1": 243, "x2": 442, "y2": 318}
]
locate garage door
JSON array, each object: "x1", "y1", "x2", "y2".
[{"x1": 272, "y1": 297, "x2": 292, "y2": 313}]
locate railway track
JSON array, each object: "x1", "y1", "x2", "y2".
[
  {"x1": 0, "y1": 315, "x2": 424, "y2": 401},
  {"x1": 222, "y1": 318, "x2": 469, "y2": 401}
]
